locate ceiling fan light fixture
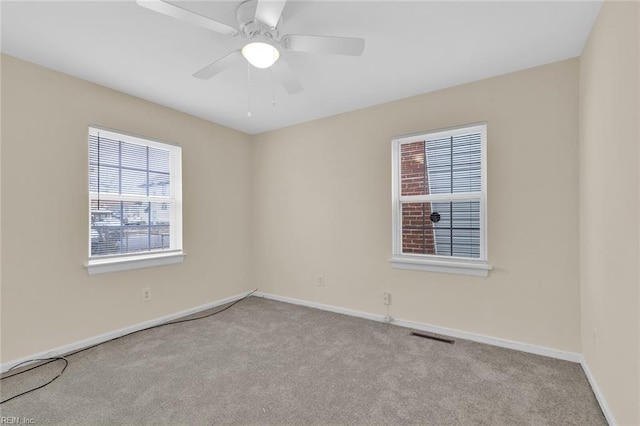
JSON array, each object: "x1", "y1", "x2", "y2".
[{"x1": 241, "y1": 42, "x2": 280, "y2": 69}]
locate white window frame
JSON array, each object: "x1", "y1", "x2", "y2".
[
  {"x1": 390, "y1": 123, "x2": 491, "y2": 277},
  {"x1": 86, "y1": 126, "x2": 184, "y2": 275}
]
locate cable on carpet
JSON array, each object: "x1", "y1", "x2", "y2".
[{"x1": 0, "y1": 289, "x2": 257, "y2": 405}]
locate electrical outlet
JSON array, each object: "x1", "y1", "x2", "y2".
[
  {"x1": 142, "y1": 288, "x2": 151, "y2": 302},
  {"x1": 383, "y1": 292, "x2": 391, "y2": 305},
  {"x1": 317, "y1": 276, "x2": 325, "y2": 287}
]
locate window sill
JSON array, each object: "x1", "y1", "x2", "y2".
[
  {"x1": 86, "y1": 251, "x2": 185, "y2": 275},
  {"x1": 390, "y1": 256, "x2": 491, "y2": 277}
]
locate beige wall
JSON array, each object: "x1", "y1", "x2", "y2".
[
  {"x1": 252, "y1": 59, "x2": 582, "y2": 353},
  {"x1": 0, "y1": 54, "x2": 253, "y2": 362},
  {"x1": 579, "y1": 1, "x2": 640, "y2": 425}
]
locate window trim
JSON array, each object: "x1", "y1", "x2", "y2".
[
  {"x1": 86, "y1": 251, "x2": 185, "y2": 275},
  {"x1": 86, "y1": 126, "x2": 184, "y2": 274},
  {"x1": 390, "y1": 122, "x2": 491, "y2": 277}
]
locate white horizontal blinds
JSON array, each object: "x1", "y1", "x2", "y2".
[
  {"x1": 89, "y1": 128, "x2": 174, "y2": 258},
  {"x1": 399, "y1": 129, "x2": 483, "y2": 259},
  {"x1": 430, "y1": 201, "x2": 481, "y2": 258},
  {"x1": 424, "y1": 134, "x2": 481, "y2": 195},
  {"x1": 89, "y1": 138, "x2": 171, "y2": 197}
]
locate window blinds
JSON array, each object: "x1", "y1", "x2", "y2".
[
  {"x1": 399, "y1": 131, "x2": 482, "y2": 258},
  {"x1": 89, "y1": 128, "x2": 177, "y2": 258}
]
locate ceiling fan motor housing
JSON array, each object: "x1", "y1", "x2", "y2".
[{"x1": 237, "y1": 0, "x2": 280, "y2": 41}]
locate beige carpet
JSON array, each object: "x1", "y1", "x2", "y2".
[{"x1": 0, "y1": 296, "x2": 606, "y2": 425}]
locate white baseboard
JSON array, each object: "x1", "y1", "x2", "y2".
[
  {"x1": 253, "y1": 292, "x2": 618, "y2": 426},
  {"x1": 1, "y1": 290, "x2": 253, "y2": 373},
  {"x1": 4, "y1": 289, "x2": 613, "y2": 426},
  {"x1": 253, "y1": 291, "x2": 583, "y2": 363},
  {"x1": 392, "y1": 317, "x2": 583, "y2": 363},
  {"x1": 580, "y1": 360, "x2": 616, "y2": 426},
  {"x1": 254, "y1": 292, "x2": 624, "y2": 421}
]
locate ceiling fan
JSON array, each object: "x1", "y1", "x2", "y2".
[{"x1": 137, "y1": 0, "x2": 366, "y2": 95}]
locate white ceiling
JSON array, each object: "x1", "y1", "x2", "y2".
[{"x1": 1, "y1": 1, "x2": 602, "y2": 134}]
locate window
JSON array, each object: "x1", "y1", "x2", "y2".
[
  {"x1": 87, "y1": 126, "x2": 183, "y2": 275},
  {"x1": 391, "y1": 123, "x2": 490, "y2": 277}
]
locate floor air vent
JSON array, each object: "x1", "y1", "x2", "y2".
[{"x1": 410, "y1": 331, "x2": 455, "y2": 344}]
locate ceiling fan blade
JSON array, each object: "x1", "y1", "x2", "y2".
[
  {"x1": 272, "y1": 59, "x2": 303, "y2": 95},
  {"x1": 193, "y1": 50, "x2": 243, "y2": 79},
  {"x1": 281, "y1": 34, "x2": 365, "y2": 56},
  {"x1": 255, "y1": 0, "x2": 287, "y2": 29},
  {"x1": 137, "y1": 0, "x2": 239, "y2": 37}
]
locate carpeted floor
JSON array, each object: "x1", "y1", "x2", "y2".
[{"x1": 1, "y1": 296, "x2": 606, "y2": 425}]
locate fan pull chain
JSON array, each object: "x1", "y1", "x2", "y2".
[
  {"x1": 272, "y1": 70, "x2": 277, "y2": 107},
  {"x1": 247, "y1": 62, "x2": 252, "y2": 118}
]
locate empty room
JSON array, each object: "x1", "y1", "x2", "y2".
[{"x1": 1, "y1": 0, "x2": 638, "y2": 424}]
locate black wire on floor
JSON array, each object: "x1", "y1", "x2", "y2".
[{"x1": 0, "y1": 289, "x2": 258, "y2": 405}]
